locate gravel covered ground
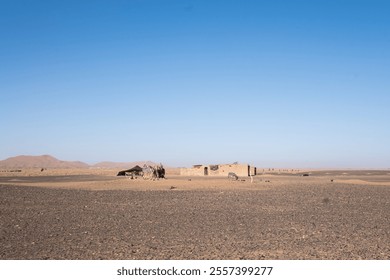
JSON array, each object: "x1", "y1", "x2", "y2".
[{"x1": 1, "y1": 174, "x2": 390, "y2": 260}]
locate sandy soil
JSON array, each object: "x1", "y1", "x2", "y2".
[{"x1": 1, "y1": 169, "x2": 390, "y2": 260}]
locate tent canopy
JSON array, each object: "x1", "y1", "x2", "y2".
[{"x1": 117, "y1": 165, "x2": 143, "y2": 176}]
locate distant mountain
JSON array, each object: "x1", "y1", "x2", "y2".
[
  {"x1": 0, "y1": 155, "x2": 89, "y2": 169},
  {"x1": 92, "y1": 161, "x2": 158, "y2": 169},
  {"x1": 0, "y1": 155, "x2": 160, "y2": 170}
]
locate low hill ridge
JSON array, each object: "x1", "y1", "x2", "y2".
[
  {"x1": 0, "y1": 155, "x2": 158, "y2": 169},
  {"x1": 0, "y1": 155, "x2": 89, "y2": 169},
  {"x1": 92, "y1": 161, "x2": 157, "y2": 169}
]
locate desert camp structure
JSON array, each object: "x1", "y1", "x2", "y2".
[
  {"x1": 117, "y1": 165, "x2": 143, "y2": 176},
  {"x1": 180, "y1": 163, "x2": 256, "y2": 177},
  {"x1": 117, "y1": 164, "x2": 166, "y2": 180}
]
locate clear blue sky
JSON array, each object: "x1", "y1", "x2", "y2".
[{"x1": 1, "y1": 0, "x2": 389, "y2": 168}]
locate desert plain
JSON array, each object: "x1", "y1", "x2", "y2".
[{"x1": 1, "y1": 168, "x2": 390, "y2": 260}]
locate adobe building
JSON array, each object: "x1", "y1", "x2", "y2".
[{"x1": 180, "y1": 163, "x2": 256, "y2": 177}]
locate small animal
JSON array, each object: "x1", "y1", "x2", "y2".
[{"x1": 228, "y1": 172, "x2": 238, "y2": 180}]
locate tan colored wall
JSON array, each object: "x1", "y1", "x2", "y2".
[
  {"x1": 180, "y1": 164, "x2": 252, "y2": 177},
  {"x1": 180, "y1": 166, "x2": 205, "y2": 176},
  {"x1": 250, "y1": 166, "x2": 257, "y2": 176},
  {"x1": 216, "y1": 164, "x2": 249, "y2": 177}
]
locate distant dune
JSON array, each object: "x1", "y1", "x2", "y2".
[
  {"x1": 0, "y1": 155, "x2": 89, "y2": 169},
  {"x1": 92, "y1": 161, "x2": 157, "y2": 169},
  {"x1": 0, "y1": 155, "x2": 158, "y2": 170}
]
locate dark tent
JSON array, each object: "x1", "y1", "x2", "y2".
[{"x1": 117, "y1": 165, "x2": 143, "y2": 176}]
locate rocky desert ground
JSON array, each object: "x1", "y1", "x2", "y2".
[{"x1": 1, "y1": 168, "x2": 390, "y2": 260}]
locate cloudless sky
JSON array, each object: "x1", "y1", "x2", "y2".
[{"x1": 1, "y1": 0, "x2": 389, "y2": 168}]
